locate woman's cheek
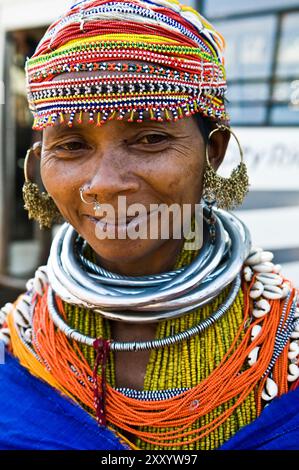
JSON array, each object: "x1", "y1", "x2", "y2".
[
  {"x1": 174, "y1": 156, "x2": 204, "y2": 205},
  {"x1": 40, "y1": 157, "x2": 74, "y2": 206},
  {"x1": 40, "y1": 156, "x2": 59, "y2": 195}
]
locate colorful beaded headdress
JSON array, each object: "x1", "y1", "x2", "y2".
[{"x1": 25, "y1": 0, "x2": 229, "y2": 130}]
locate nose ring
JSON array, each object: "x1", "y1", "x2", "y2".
[{"x1": 80, "y1": 187, "x2": 101, "y2": 215}]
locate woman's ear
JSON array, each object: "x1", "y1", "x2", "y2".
[
  {"x1": 25, "y1": 141, "x2": 42, "y2": 182},
  {"x1": 32, "y1": 141, "x2": 42, "y2": 160},
  {"x1": 207, "y1": 127, "x2": 230, "y2": 171}
]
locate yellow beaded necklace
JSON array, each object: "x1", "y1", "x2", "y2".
[{"x1": 64, "y1": 245, "x2": 256, "y2": 450}]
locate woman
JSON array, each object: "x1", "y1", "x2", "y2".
[{"x1": 0, "y1": 0, "x2": 298, "y2": 451}]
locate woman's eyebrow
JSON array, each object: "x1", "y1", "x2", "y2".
[
  {"x1": 123, "y1": 119, "x2": 180, "y2": 130},
  {"x1": 46, "y1": 124, "x2": 89, "y2": 136}
]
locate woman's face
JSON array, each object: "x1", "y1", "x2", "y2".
[{"x1": 40, "y1": 71, "x2": 228, "y2": 269}]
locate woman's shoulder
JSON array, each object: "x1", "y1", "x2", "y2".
[{"x1": 0, "y1": 353, "x2": 126, "y2": 450}]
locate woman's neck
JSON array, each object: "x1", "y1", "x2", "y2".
[
  {"x1": 110, "y1": 321, "x2": 158, "y2": 390},
  {"x1": 93, "y1": 237, "x2": 187, "y2": 388},
  {"x1": 95, "y1": 238, "x2": 186, "y2": 276}
]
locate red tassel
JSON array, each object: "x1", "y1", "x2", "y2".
[{"x1": 93, "y1": 338, "x2": 110, "y2": 427}]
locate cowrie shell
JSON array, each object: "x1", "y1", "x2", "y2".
[
  {"x1": 290, "y1": 331, "x2": 299, "y2": 339},
  {"x1": 24, "y1": 328, "x2": 33, "y2": 343},
  {"x1": 33, "y1": 266, "x2": 49, "y2": 296},
  {"x1": 288, "y1": 364, "x2": 299, "y2": 382},
  {"x1": 251, "y1": 324, "x2": 262, "y2": 341},
  {"x1": 253, "y1": 299, "x2": 271, "y2": 318},
  {"x1": 245, "y1": 248, "x2": 263, "y2": 266},
  {"x1": 263, "y1": 285, "x2": 283, "y2": 300},
  {"x1": 1, "y1": 303, "x2": 13, "y2": 316},
  {"x1": 253, "y1": 262, "x2": 275, "y2": 273},
  {"x1": 288, "y1": 341, "x2": 299, "y2": 360},
  {"x1": 243, "y1": 266, "x2": 253, "y2": 282},
  {"x1": 261, "y1": 378, "x2": 278, "y2": 401},
  {"x1": 0, "y1": 303, "x2": 13, "y2": 325},
  {"x1": 33, "y1": 276, "x2": 46, "y2": 296},
  {"x1": 26, "y1": 278, "x2": 34, "y2": 291},
  {"x1": 260, "y1": 251, "x2": 274, "y2": 263},
  {"x1": 249, "y1": 246, "x2": 263, "y2": 255},
  {"x1": 248, "y1": 346, "x2": 260, "y2": 366},
  {"x1": 36, "y1": 266, "x2": 48, "y2": 284},
  {"x1": 249, "y1": 281, "x2": 264, "y2": 299},
  {"x1": 256, "y1": 273, "x2": 283, "y2": 286},
  {"x1": 273, "y1": 264, "x2": 282, "y2": 273},
  {"x1": 255, "y1": 298, "x2": 271, "y2": 312}
]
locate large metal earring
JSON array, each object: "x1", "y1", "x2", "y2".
[
  {"x1": 22, "y1": 145, "x2": 61, "y2": 229},
  {"x1": 203, "y1": 124, "x2": 249, "y2": 211}
]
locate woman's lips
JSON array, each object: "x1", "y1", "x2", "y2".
[
  {"x1": 85, "y1": 215, "x2": 135, "y2": 227},
  {"x1": 84, "y1": 210, "x2": 159, "y2": 232}
]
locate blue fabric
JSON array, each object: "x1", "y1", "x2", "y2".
[
  {"x1": 220, "y1": 387, "x2": 299, "y2": 450},
  {"x1": 1, "y1": 353, "x2": 298, "y2": 450},
  {"x1": 0, "y1": 354, "x2": 127, "y2": 450}
]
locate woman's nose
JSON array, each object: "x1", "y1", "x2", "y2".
[{"x1": 83, "y1": 151, "x2": 140, "y2": 202}]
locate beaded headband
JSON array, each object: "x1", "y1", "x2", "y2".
[{"x1": 25, "y1": 0, "x2": 229, "y2": 130}]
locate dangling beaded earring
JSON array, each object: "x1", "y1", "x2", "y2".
[
  {"x1": 203, "y1": 123, "x2": 249, "y2": 211},
  {"x1": 203, "y1": 191, "x2": 217, "y2": 244},
  {"x1": 22, "y1": 145, "x2": 62, "y2": 229}
]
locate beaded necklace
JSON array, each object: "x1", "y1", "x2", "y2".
[
  {"x1": 5, "y1": 242, "x2": 298, "y2": 449},
  {"x1": 64, "y1": 282, "x2": 254, "y2": 450},
  {"x1": 62, "y1": 246, "x2": 255, "y2": 449}
]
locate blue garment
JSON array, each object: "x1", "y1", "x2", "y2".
[
  {"x1": 1, "y1": 353, "x2": 298, "y2": 450},
  {"x1": 0, "y1": 354, "x2": 127, "y2": 450},
  {"x1": 220, "y1": 387, "x2": 299, "y2": 450}
]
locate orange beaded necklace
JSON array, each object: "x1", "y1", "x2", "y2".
[{"x1": 8, "y1": 273, "x2": 294, "y2": 449}]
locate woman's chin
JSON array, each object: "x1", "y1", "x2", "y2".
[{"x1": 82, "y1": 229, "x2": 164, "y2": 266}]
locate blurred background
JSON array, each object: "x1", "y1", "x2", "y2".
[{"x1": 0, "y1": 0, "x2": 298, "y2": 303}]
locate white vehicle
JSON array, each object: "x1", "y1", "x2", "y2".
[{"x1": 204, "y1": 0, "x2": 299, "y2": 283}]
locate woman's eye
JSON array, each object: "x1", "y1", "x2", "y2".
[
  {"x1": 56, "y1": 141, "x2": 88, "y2": 152},
  {"x1": 137, "y1": 134, "x2": 168, "y2": 145}
]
